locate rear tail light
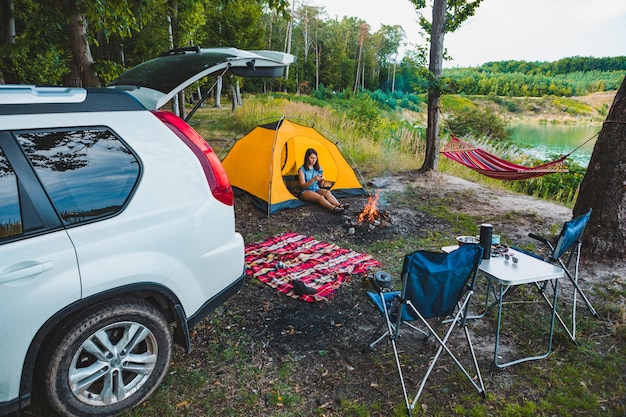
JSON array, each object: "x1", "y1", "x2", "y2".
[{"x1": 152, "y1": 110, "x2": 234, "y2": 206}]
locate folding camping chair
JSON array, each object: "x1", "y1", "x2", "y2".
[
  {"x1": 527, "y1": 208, "x2": 598, "y2": 342},
  {"x1": 366, "y1": 244, "x2": 485, "y2": 416}
]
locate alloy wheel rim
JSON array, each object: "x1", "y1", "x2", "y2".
[{"x1": 68, "y1": 321, "x2": 158, "y2": 406}]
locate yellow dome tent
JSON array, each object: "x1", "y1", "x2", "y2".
[{"x1": 222, "y1": 118, "x2": 366, "y2": 215}]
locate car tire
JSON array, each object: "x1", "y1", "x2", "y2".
[{"x1": 39, "y1": 298, "x2": 173, "y2": 417}]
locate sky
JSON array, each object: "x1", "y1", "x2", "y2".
[{"x1": 304, "y1": 0, "x2": 626, "y2": 68}]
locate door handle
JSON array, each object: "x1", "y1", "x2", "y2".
[{"x1": 0, "y1": 261, "x2": 54, "y2": 283}]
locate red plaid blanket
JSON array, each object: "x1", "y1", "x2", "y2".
[{"x1": 245, "y1": 232, "x2": 381, "y2": 302}]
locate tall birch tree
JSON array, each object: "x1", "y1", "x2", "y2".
[{"x1": 353, "y1": 22, "x2": 369, "y2": 94}]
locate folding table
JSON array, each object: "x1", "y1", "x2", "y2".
[
  {"x1": 479, "y1": 250, "x2": 566, "y2": 367},
  {"x1": 442, "y1": 245, "x2": 565, "y2": 368}
]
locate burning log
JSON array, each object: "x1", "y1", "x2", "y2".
[
  {"x1": 357, "y1": 193, "x2": 380, "y2": 223},
  {"x1": 350, "y1": 191, "x2": 391, "y2": 232}
]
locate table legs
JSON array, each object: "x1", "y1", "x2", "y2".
[{"x1": 493, "y1": 279, "x2": 560, "y2": 368}]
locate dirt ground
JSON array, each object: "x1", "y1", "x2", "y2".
[{"x1": 208, "y1": 171, "x2": 625, "y2": 415}]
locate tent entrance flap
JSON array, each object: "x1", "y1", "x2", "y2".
[{"x1": 222, "y1": 118, "x2": 366, "y2": 215}]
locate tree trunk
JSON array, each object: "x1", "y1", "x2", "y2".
[
  {"x1": 59, "y1": 0, "x2": 99, "y2": 87},
  {"x1": 303, "y1": 7, "x2": 309, "y2": 62},
  {"x1": 0, "y1": 0, "x2": 15, "y2": 43},
  {"x1": 177, "y1": 90, "x2": 186, "y2": 119},
  {"x1": 420, "y1": 0, "x2": 446, "y2": 172},
  {"x1": 315, "y1": 43, "x2": 320, "y2": 91},
  {"x1": 314, "y1": 20, "x2": 320, "y2": 91},
  {"x1": 267, "y1": 11, "x2": 273, "y2": 49},
  {"x1": 353, "y1": 43, "x2": 362, "y2": 94},
  {"x1": 573, "y1": 76, "x2": 626, "y2": 259},
  {"x1": 284, "y1": 1, "x2": 293, "y2": 87},
  {"x1": 196, "y1": 85, "x2": 202, "y2": 107},
  {"x1": 353, "y1": 23, "x2": 369, "y2": 95},
  {"x1": 0, "y1": 0, "x2": 20, "y2": 83},
  {"x1": 235, "y1": 80, "x2": 242, "y2": 106},
  {"x1": 215, "y1": 75, "x2": 222, "y2": 108},
  {"x1": 230, "y1": 83, "x2": 237, "y2": 112}
]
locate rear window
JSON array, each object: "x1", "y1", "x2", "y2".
[
  {"x1": 0, "y1": 148, "x2": 22, "y2": 239},
  {"x1": 15, "y1": 128, "x2": 140, "y2": 225}
]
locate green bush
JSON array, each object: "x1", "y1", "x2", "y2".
[
  {"x1": 506, "y1": 100, "x2": 518, "y2": 112},
  {"x1": 441, "y1": 94, "x2": 475, "y2": 112},
  {"x1": 369, "y1": 89, "x2": 396, "y2": 110},
  {"x1": 347, "y1": 94, "x2": 382, "y2": 135},
  {"x1": 447, "y1": 107, "x2": 512, "y2": 140},
  {"x1": 95, "y1": 60, "x2": 126, "y2": 86},
  {"x1": 312, "y1": 84, "x2": 333, "y2": 100}
]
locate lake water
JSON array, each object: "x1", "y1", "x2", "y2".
[{"x1": 509, "y1": 122, "x2": 601, "y2": 167}]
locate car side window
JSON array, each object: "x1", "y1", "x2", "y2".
[
  {"x1": 0, "y1": 147, "x2": 23, "y2": 239},
  {"x1": 15, "y1": 128, "x2": 140, "y2": 225}
]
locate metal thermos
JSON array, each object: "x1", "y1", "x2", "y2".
[{"x1": 479, "y1": 223, "x2": 493, "y2": 259}]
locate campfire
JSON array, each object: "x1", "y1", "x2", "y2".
[{"x1": 347, "y1": 191, "x2": 391, "y2": 233}]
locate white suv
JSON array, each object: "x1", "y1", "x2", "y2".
[{"x1": 0, "y1": 48, "x2": 294, "y2": 417}]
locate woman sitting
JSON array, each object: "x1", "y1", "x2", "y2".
[{"x1": 298, "y1": 148, "x2": 348, "y2": 214}]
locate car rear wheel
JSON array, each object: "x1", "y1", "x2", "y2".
[{"x1": 40, "y1": 298, "x2": 173, "y2": 417}]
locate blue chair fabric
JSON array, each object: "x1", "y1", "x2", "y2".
[
  {"x1": 366, "y1": 244, "x2": 485, "y2": 416},
  {"x1": 402, "y1": 247, "x2": 481, "y2": 319},
  {"x1": 551, "y1": 208, "x2": 592, "y2": 261}
]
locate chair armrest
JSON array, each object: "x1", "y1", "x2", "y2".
[{"x1": 528, "y1": 232, "x2": 550, "y2": 245}]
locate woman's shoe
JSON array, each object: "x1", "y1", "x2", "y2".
[
  {"x1": 332, "y1": 206, "x2": 345, "y2": 214},
  {"x1": 340, "y1": 203, "x2": 350, "y2": 210}
]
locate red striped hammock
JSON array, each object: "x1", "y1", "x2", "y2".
[{"x1": 441, "y1": 135, "x2": 569, "y2": 180}]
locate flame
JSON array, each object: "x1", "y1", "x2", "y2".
[{"x1": 357, "y1": 191, "x2": 380, "y2": 223}]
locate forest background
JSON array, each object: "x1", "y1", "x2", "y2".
[
  {"x1": 1, "y1": 0, "x2": 624, "y2": 97},
  {"x1": 1, "y1": 0, "x2": 624, "y2": 207}
]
